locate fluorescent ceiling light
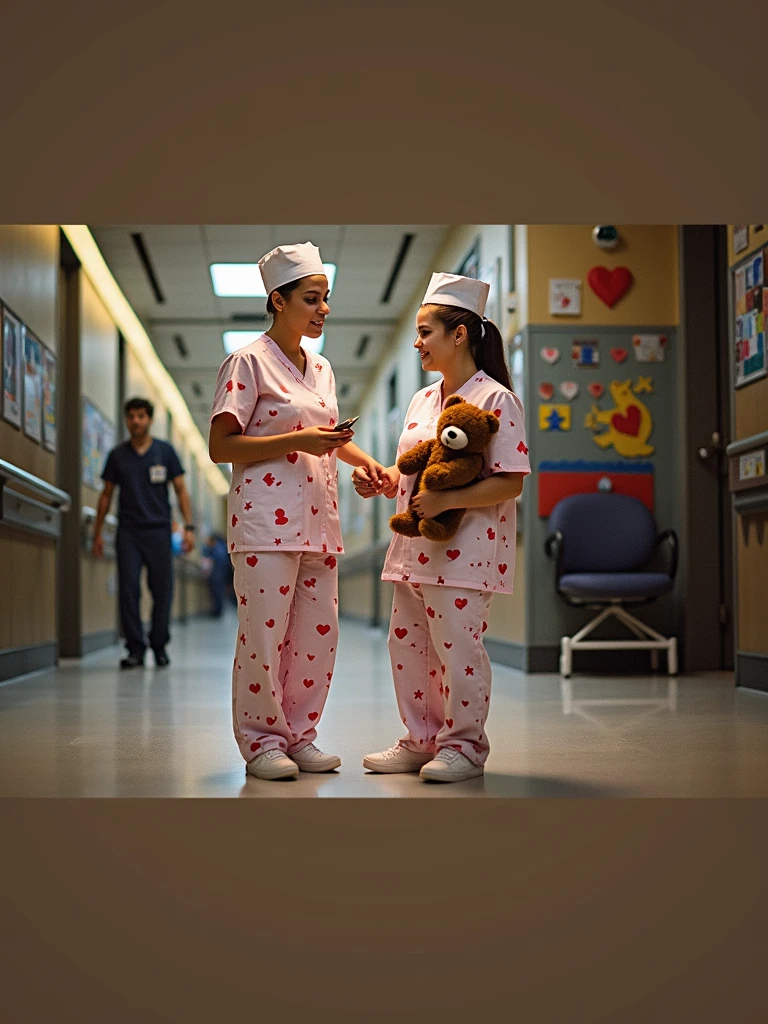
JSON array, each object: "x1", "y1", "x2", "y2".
[
  {"x1": 211, "y1": 262, "x2": 337, "y2": 297},
  {"x1": 223, "y1": 331, "x2": 325, "y2": 356}
]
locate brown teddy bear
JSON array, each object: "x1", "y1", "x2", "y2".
[{"x1": 389, "y1": 395, "x2": 500, "y2": 542}]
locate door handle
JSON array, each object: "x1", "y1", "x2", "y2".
[{"x1": 698, "y1": 431, "x2": 724, "y2": 462}]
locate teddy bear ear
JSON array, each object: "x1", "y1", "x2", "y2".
[
  {"x1": 444, "y1": 395, "x2": 464, "y2": 407},
  {"x1": 486, "y1": 412, "x2": 500, "y2": 434}
]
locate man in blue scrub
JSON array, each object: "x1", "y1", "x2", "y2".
[{"x1": 91, "y1": 397, "x2": 195, "y2": 669}]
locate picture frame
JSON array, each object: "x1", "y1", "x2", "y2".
[
  {"x1": 2, "y1": 304, "x2": 23, "y2": 429},
  {"x1": 42, "y1": 345, "x2": 57, "y2": 452},
  {"x1": 82, "y1": 397, "x2": 116, "y2": 489},
  {"x1": 22, "y1": 326, "x2": 43, "y2": 443},
  {"x1": 480, "y1": 256, "x2": 503, "y2": 328},
  {"x1": 457, "y1": 240, "x2": 480, "y2": 280}
]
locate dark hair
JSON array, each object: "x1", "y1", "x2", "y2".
[
  {"x1": 124, "y1": 397, "x2": 154, "y2": 418},
  {"x1": 266, "y1": 278, "x2": 303, "y2": 315},
  {"x1": 426, "y1": 304, "x2": 513, "y2": 391}
]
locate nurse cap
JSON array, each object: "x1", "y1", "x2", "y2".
[
  {"x1": 258, "y1": 242, "x2": 326, "y2": 296},
  {"x1": 421, "y1": 272, "x2": 490, "y2": 318}
]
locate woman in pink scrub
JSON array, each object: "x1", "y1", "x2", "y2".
[
  {"x1": 354, "y1": 273, "x2": 531, "y2": 783},
  {"x1": 209, "y1": 242, "x2": 385, "y2": 781}
]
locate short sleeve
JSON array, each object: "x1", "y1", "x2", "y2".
[
  {"x1": 101, "y1": 449, "x2": 119, "y2": 484},
  {"x1": 484, "y1": 390, "x2": 531, "y2": 476},
  {"x1": 210, "y1": 352, "x2": 259, "y2": 432},
  {"x1": 167, "y1": 445, "x2": 184, "y2": 480}
]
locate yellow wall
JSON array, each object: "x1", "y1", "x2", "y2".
[{"x1": 522, "y1": 224, "x2": 679, "y2": 327}]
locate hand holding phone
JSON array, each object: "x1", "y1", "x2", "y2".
[{"x1": 333, "y1": 415, "x2": 359, "y2": 432}]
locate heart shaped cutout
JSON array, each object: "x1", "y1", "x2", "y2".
[
  {"x1": 611, "y1": 406, "x2": 641, "y2": 437},
  {"x1": 538, "y1": 382, "x2": 554, "y2": 400},
  {"x1": 588, "y1": 382, "x2": 604, "y2": 399},
  {"x1": 560, "y1": 381, "x2": 579, "y2": 401},
  {"x1": 587, "y1": 266, "x2": 633, "y2": 308},
  {"x1": 610, "y1": 348, "x2": 628, "y2": 363},
  {"x1": 540, "y1": 347, "x2": 560, "y2": 365}
]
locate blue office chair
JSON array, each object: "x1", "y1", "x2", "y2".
[{"x1": 544, "y1": 493, "x2": 678, "y2": 677}]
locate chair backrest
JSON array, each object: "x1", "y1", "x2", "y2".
[{"x1": 548, "y1": 493, "x2": 657, "y2": 574}]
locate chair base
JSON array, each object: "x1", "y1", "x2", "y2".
[{"x1": 560, "y1": 604, "x2": 678, "y2": 678}]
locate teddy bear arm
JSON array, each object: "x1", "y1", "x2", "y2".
[
  {"x1": 397, "y1": 440, "x2": 434, "y2": 475},
  {"x1": 422, "y1": 454, "x2": 483, "y2": 490}
]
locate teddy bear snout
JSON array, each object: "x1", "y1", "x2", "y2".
[{"x1": 441, "y1": 426, "x2": 469, "y2": 450}]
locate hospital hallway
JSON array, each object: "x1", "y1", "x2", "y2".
[{"x1": 1, "y1": 612, "x2": 765, "y2": 799}]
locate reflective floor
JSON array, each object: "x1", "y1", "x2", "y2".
[{"x1": 0, "y1": 611, "x2": 766, "y2": 797}]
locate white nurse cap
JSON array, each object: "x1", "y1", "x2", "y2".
[
  {"x1": 258, "y1": 242, "x2": 326, "y2": 295},
  {"x1": 421, "y1": 272, "x2": 490, "y2": 317}
]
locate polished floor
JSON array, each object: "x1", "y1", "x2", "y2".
[{"x1": 0, "y1": 611, "x2": 766, "y2": 797}]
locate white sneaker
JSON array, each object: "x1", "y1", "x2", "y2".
[
  {"x1": 291, "y1": 742, "x2": 341, "y2": 773},
  {"x1": 245, "y1": 748, "x2": 299, "y2": 780},
  {"x1": 420, "y1": 748, "x2": 484, "y2": 783},
  {"x1": 362, "y1": 743, "x2": 433, "y2": 774}
]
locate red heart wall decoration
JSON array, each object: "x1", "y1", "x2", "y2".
[{"x1": 587, "y1": 266, "x2": 633, "y2": 308}]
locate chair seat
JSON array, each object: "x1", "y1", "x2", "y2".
[{"x1": 559, "y1": 572, "x2": 674, "y2": 601}]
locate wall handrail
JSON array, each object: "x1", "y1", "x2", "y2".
[
  {"x1": 726, "y1": 430, "x2": 768, "y2": 457},
  {"x1": 0, "y1": 458, "x2": 72, "y2": 512}
]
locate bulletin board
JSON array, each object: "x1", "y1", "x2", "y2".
[{"x1": 733, "y1": 247, "x2": 767, "y2": 388}]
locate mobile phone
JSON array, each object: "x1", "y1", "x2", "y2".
[{"x1": 334, "y1": 415, "x2": 359, "y2": 432}]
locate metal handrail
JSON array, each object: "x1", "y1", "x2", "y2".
[
  {"x1": 726, "y1": 430, "x2": 768, "y2": 457},
  {"x1": 0, "y1": 458, "x2": 71, "y2": 511},
  {"x1": 81, "y1": 506, "x2": 118, "y2": 528}
]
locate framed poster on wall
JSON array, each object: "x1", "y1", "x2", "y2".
[
  {"x1": 42, "y1": 345, "x2": 57, "y2": 452},
  {"x1": 2, "y1": 305, "x2": 23, "y2": 428},
  {"x1": 480, "y1": 256, "x2": 502, "y2": 327},
  {"x1": 82, "y1": 397, "x2": 116, "y2": 489},
  {"x1": 457, "y1": 240, "x2": 479, "y2": 280},
  {"x1": 734, "y1": 248, "x2": 767, "y2": 388},
  {"x1": 22, "y1": 326, "x2": 43, "y2": 443}
]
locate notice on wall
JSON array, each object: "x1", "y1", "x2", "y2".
[
  {"x1": 734, "y1": 250, "x2": 767, "y2": 387},
  {"x1": 739, "y1": 449, "x2": 766, "y2": 482},
  {"x1": 733, "y1": 225, "x2": 749, "y2": 254},
  {"x1": 549, "y1": 279, "x2": 581, "y2": 316}
]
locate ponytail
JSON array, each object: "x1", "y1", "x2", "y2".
[{"x1": 426, "y1": 304, "x2": 513, "y2": 391}]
